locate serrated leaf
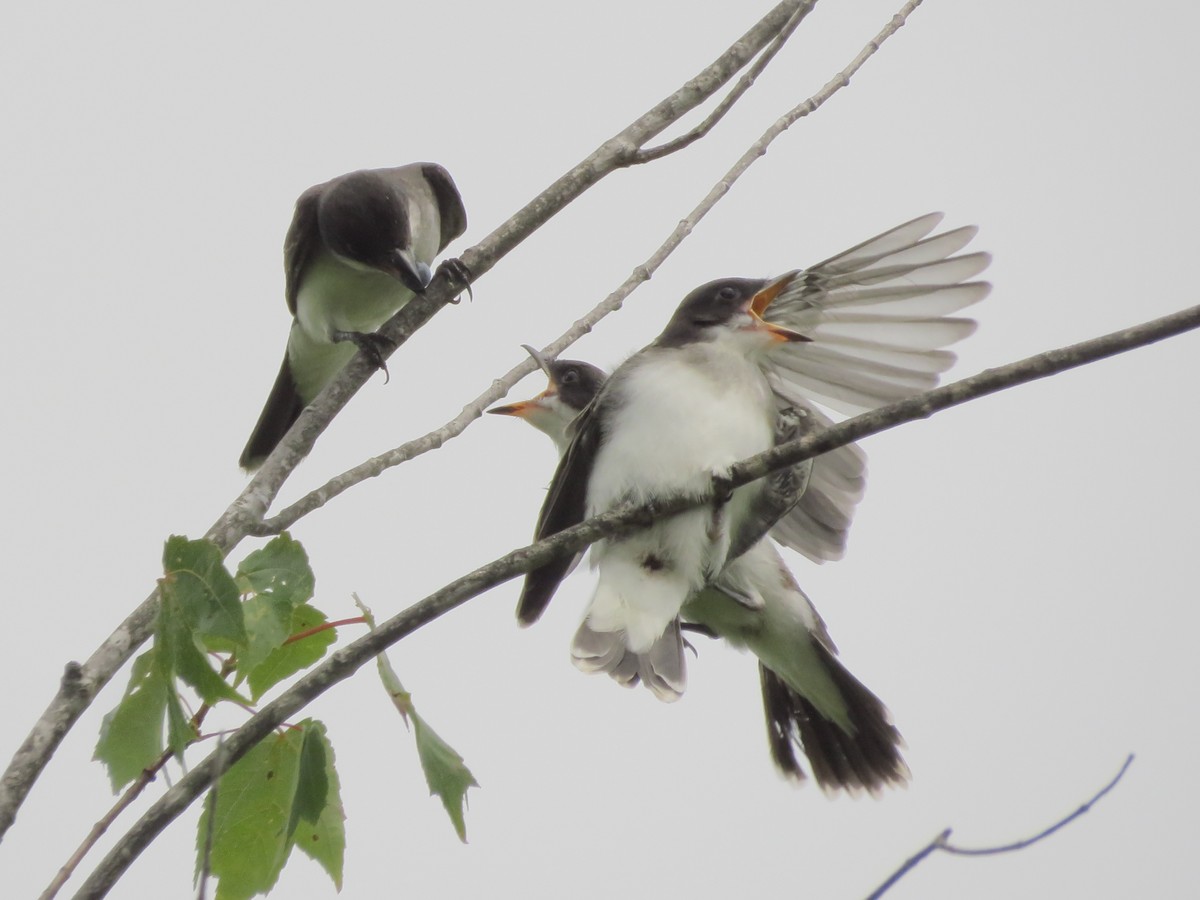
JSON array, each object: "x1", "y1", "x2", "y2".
[
  {"x1": 94, "y1": 650, "x2": 167, "y2": 791},
  {"x1": 163, "y1": 536, "x2": 246, "y2": 646},
  {"x1": 198, "y1": 729, "x2": 301, "y2": 900},
  {"x1": 412, "y1": 711, "x2": 479, "y2": 843},
  {"x1": 286, "y1": 723, "x2": 329, "y2": 841},
  {"x1": 236, "y1": 595, "x2": 295, "y2": 679},
  {"x1": 198, "y1": 721, "x2": 343, "y2": 900},
  {"x1": 291, "y1": 726, "x2": 345, "y2": 889},
  {"x1": 164, "y1": 685, "x2": 194, "y2": 757},
  {"x1": 236, "y1": 533, "x2": 315, "y2": 607},
  {"x1": 359, "y1": 595, "x2": 477, "y2": 840},
  {"x1": 246, "y1": 604, "x2": 337, "y2": 701},
  {"x1": 157, "y1": 596, "x2": 246, "y2": 706}
]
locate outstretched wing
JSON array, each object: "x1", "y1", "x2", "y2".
[
  {"x1": 765, "y1": 212, "x2": 991, "y2": 415},
  {"x1": 762, "y1": 214, "x2": 989, "y2": 559}
]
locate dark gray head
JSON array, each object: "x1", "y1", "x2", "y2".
[
  {"x1": 487, "y1": 347, "x2": 608, "y2": 449},
  {"x1": 655, "y1": 273, "x2": 809, "y2": 349},
  {"x1": 546, "y1": 359, "x2": 607, "y2": 413},
  {"x1": 317, "y1": 170, "x2": 430, "y2": 293}
]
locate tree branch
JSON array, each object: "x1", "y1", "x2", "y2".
[
  {"x1": 865, "y1": 754, "x2": 1135, "y2": 899},
  {"x1": 632, "y1": 2, "x2": 815, "y2": 163},
  {"x1": 0, "y1": 0, "x2": 809, "y2": 841},
  {"x1": 254, "y1": 0, "x2": 921, "y2": 535},
  {"x1": 72, "y1": 305, "x2": 1198, "y2": 897}
]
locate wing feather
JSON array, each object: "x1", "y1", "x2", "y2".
[{"x1": 516, "y1": 395, "x2": 606, "y2": 624}]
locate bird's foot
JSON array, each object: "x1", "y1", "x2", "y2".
[
  {"x1": 437, "y1": 257, "x2": 473, "y2": 304},
  {"x1": 333, "y1": 330, "x2": 396, "y2": 383},
  {"x1": 711, "y1": 471, "x2": 735, "y2": 506},
  {"x1": 682, "y1": 623, "x2": 718, "y2": 657}
]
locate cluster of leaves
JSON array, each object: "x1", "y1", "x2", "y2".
[{"x1": 93, "y1": 535, "x2": 476, "y2": 899}]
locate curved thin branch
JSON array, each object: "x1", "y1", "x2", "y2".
[
  {"x1": 866, "y1": 754, "x2": 1135, "y2": 899},
  {"x1": 254, "y1": 0, "x2": 922, "y2": 536},
  {"x1": 0, "y1": 0, "x2": 808, "y2": 842},
  {"x1": 73, "y1": 306, "x2": 1198, "y2": 897},
  {"x1": 633, "y1": 1, "x2": 815, "y2": 163}
]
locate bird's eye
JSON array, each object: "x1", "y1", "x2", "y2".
[
  {"x1": 561, "y1": 370, "x2": 578, "y2": 385},
  {"x1": 717, "y1": 286, "x2": 739, "y2": 301}
]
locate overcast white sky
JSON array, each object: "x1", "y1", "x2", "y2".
[{"x1": 2, "y1": 2, "x2": 1198, "y2": 898}]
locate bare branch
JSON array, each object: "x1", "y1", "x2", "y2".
[
  {"x1": 633, "y1": 2, "x2": 815, "y2": 163},
  {"x1": 255, "y1": 0, "x2": 921, "y2": 535},
  {"x1": 731, "y1": 303, "x2": 1200, "y2": 487},
  {"x1": 0, "y1": 1, "x2": 808, "y2": 840},
  {"x1": 73, "y1": 305, "x2": 1198, "y2": 897},
  {"x1": 943, "y1": 754, "x2": 1135, "y2": 857},
  {"x1": 866, "y1": 754, "x2": 1135, "y2": 899},
  {"x1": 40, "y1": 662, "x2": 232, "y2": 899}
]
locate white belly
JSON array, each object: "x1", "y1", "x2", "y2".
[
  {"x1": 588, "y1": 348, "x2": 775, "y2": 511},
  {"x1": 584, "y1": 347, "x2": 775, "y2": 651}
]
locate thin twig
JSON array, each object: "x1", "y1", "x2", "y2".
[
  {"x1": 944, "y1": 754, "x2": 1135, "y2": 857},
  {"x1": 253, "y1": 0, "x2": 921, "y2": 536},
  {"x1": 633, "y1": 2, "x2": 815, "y2": 163},
  {"x1": 865, "y1": 829, "x2": 952, "y2": 900},
  {"x1": 72, "y1": 306, "x2": 1197, "y2": 898},
  {"x1": 0, "y1": 1, "x2": 808, "y2": 842},
  {"x1": 865, "y1": 755, "x2": 1135, "y2": 899},
  {"x1": 39, "y1": 675, "x2": 229, "y2": 900},
  {"x1": 194, "y1": 737, "x2": 228, "y2": 900}
]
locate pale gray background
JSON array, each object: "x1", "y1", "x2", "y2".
[{"x1": 2, "y1": 2, "x2": 1198, "y2": 898}]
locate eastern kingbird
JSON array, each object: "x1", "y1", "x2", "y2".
[
  {"x1": 239, "y1": 163, "x2": 468, "y2": 470},
  {"x1": 516, "y1": 213, "x2": 989, "y2": 704},
  {"x1": 491, "y1": 349, "x2": 907, "y2": 791}
]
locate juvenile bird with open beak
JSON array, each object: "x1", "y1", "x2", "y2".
[
  {"x1": 491, "y1": 348, "x2": 906, "y2": 792},
  {"x1": 518, "y1": 273, "x2": 813, "y2": 701},
  {"x1": 515, "y1": 213, "x2": 990, "y2": 703}
]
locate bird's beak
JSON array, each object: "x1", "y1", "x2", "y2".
[
  {"x1": 748, "y1": 271, "x2": 810, "y2": 343},
  {"x1": 487, "y1": 399, "x2": 540, "y2": 418},
  {"x1": 391, "y1": 248, "x2": 434, "y2": 294},
  {"x1": 488, "y1": 345, "x2": 558, "y2": 417}
]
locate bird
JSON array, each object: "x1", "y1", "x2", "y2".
[
  {"x1": 516, "y1": 213, "x2": 989, "y2": 705},
  {"x1": 487, "y1": 346, "x2": 607, "y2": 454},
  {"x1": 239, "y1": 163, "x2": 468, "y2": 470},
  {"x1": 490, "y1": 347, "x2": 907, "y2": 792}
]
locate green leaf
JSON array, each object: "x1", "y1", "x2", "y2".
[
  {"x1": 198, "y1": 729, "x2": 301, "y2": 900},
  {"x1": 236, "y1": 595, "x2": 295, "y2": 679},
  {"x1": 358, "y1": 596, "x2": 478, "y2": 841},
  {"x1": 236, "y1": 533, "x2": 315, "y2": 608},
  {"x1": 197, "y1": 721, "x2": 343, "y2": 900},
  {"x1": 290, "y1": 725, "x2": 345, "y2": 889},
  {"x1": 246, "y1": 604, "x2": 337, "y2": 701},
  {"x1": 164, "y1": 685, "x2": 194, "y2": 757},
  {"x1": 94, "y1": 650, "x2": 167, "y2": 791},
  {"x1": 286, "y1": 723, "x2": 329, "y2": 841},
  {"x1": 411, "y1": 711, "x2": 479, "y2": 843},
  {"x1": 163, "y1": 536, "x2": 246, "y2": 646},
  {"x1": 157, "y1": 594, "x2": 245, "y2": 706}
]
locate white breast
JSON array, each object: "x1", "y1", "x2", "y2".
[{"x1": 588, "y1": 345, "x2": 775, "y2": 513}]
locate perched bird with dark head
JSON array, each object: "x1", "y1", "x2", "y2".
[
  {"x1": 487, "y1": 346, "x2": 606, "y2": 454},
  {"x1": 491, "y1": 347, "x2": 907, "y2": 793},
  {"x1": 519, "y1": 273, "x2": 813, "y2": 702},
  {"x1": 239, "y1": 162, "x2": 467, "y2": 470},
  {"x1": 515, "y1": 213, "x2": 990, "y2": 704}
]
